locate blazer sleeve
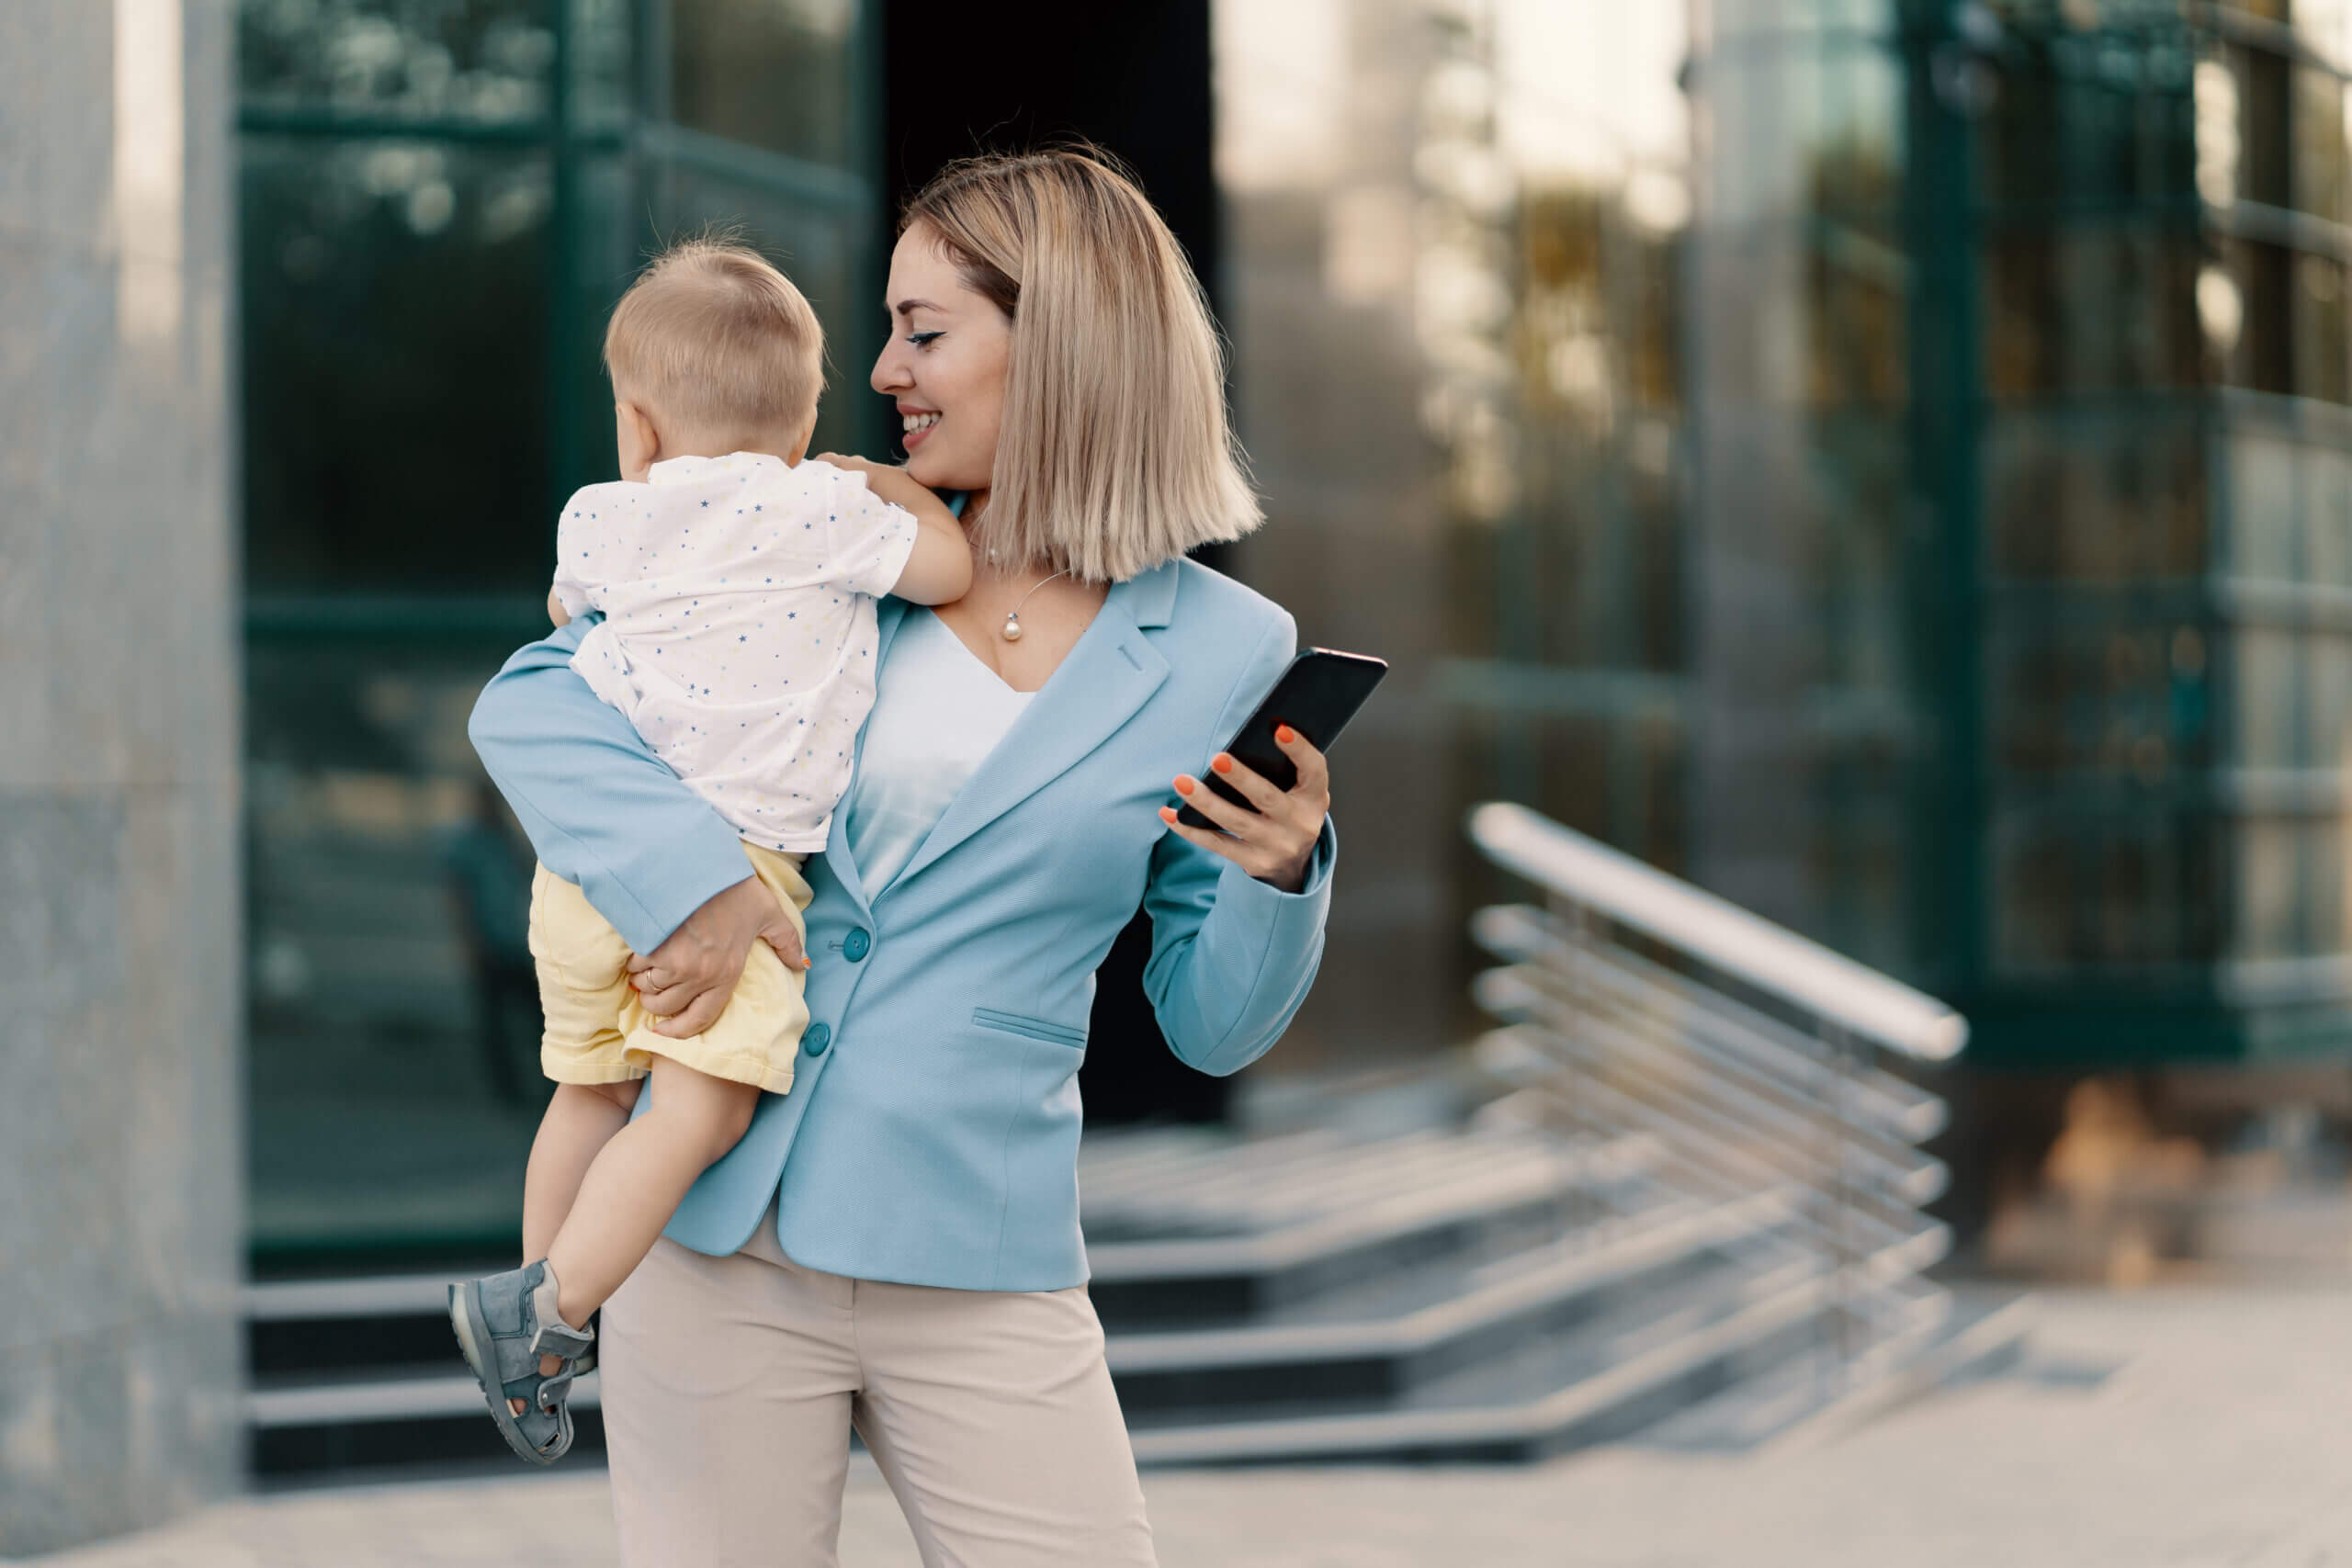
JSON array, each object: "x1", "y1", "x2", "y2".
[
  {"x1": 467, "y1": 622, "x2": 756, "y2": 954},
  {"x1": 1139, "y1": 612, "x2": 1340, "y2": 1077}
]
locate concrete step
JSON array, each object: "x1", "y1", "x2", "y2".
[{"x1": 1125, "y1": 1251, "x2": 1838, "y2": 1464}]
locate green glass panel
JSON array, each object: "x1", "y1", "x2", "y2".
[
  {"x1": 671, "y1": 0, "x2": 859, "y2": 166},
  {"x1": 242, "y1": 134, "x2": 555, "y2": 592},
  {"x1": 245, "y1": 631, "x2": 548, "y2": 1258},
  {"x1": 238, "y1": 0, "x2": 555, "y2": 123},
  {"x1": 1992, "y1": 804, "x2": 2221, "y2": 974}
]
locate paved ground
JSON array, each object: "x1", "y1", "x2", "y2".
[{"x1": 15, "y1": 1283, "x2": 2349, "y2": 1567}]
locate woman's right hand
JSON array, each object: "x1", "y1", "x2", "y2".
[{"x1": 626, "y1": 874, "x2": 809, "y2": 1038}]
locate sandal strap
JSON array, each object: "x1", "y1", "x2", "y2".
[{"x1": 531, "y1": 1320, "x2": 594, "y2": 1360}]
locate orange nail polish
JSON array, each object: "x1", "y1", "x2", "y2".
[
  {"x1": 1159, "y1": 806, "x2": 1179, "y2": 822},
  {"x1": 1211, "y1": 754, "x2": 1235, "y2": 774},
  {"x1": 1276, "y1": 725, "x2": 1298, "y2": 744},
  {"x1": 1174, "y1": 776, "x2": 1196, "y2": 795}
]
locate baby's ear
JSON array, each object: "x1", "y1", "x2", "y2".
[{"x1": 615, "y1": 400, "x2": 661, "y2": 477}]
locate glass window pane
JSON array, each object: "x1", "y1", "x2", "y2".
[
  {"x1": 239, "y1": 0, "x2": 554, "y2": 126},
  {"x1": 2293, "y1": 66, "x2": 2348, "y2": 223},
  {"x1": 569, "y1": 0, "x2": 634, "y2": 131},
  {"x1": 1985, "y1": 413, "x2": 2207, "y2": 581},
  {"x1": 1993, "y1": 805, "x2": 2220, "y2": 973},
  {"x1": 2234, "y1": 815, "x2": 2301, "y2": 961},
  {"x1": 2308, "y1": 447, "x2": 2352, "y2": 586},
  {"x1": 2295, "y1": 253, "x2": 2350, "y2": 406},
  {"x1": 2233, "y1": 626, "x2": 2302, "y2": 768},
  {"x1": 242, "y1": 136, "x2": 554, "y2": 592},
  {"x1": 2228, "y1": 429, "x2": 2301, "y2": 583},
  {"x1": 671, "y1": 0, "x2": 861, "y2": 167},
  {"x1": 245, "y1": 634, "x2": 548, "y2": 1256}
]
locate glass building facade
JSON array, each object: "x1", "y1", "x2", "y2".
[
  {"x1": 1226, "y1": 0, "x2": 2352, "y2": 1073},
  {"x1": 1681, "y1": 0, "x2": 2352, "y2": 1066}
]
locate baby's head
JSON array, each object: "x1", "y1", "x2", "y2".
[{"x1": 603, "y1": 237, "x2": 824, "y2": 480}]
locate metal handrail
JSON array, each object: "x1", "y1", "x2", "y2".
[
  {"x1": 1467, "y1": 801, "x2": 1971, "y2": 1402},
  {"x1": 1468, "y1": 803, "x2": 1967, "y2": 1062}
]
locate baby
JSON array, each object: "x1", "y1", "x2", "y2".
[{"x1": 449, "y1": 238, "x2": 970, "y2": 1465}]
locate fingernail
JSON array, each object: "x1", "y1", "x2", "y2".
[
  {"x1": 1174, "y1": 776, "x2": 1196, "y2": 796},
  {"x1": 1275, "y1": 725, "x2": 1297, "y2": 744},
  {"x1": 1159, "y1": 806, "x2": 1179, "y2": 823},
  {"x1": 1211, "y1": 754, "x2": 1235, "y2": 774}
]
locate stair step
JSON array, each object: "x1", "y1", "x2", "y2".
[
  {"x1": 1125, "y1": 1258, "x2": 1838, "y2": 1464},
  {"x1": 1089, "y1": 1133, "x2": 1657, "y2": 1327},
  {"x1": 1106, "y1": 1187, "x2": 1803, "y2": 1414}
]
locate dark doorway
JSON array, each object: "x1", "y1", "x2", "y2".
[{"x1": 881, "y1": 0, "x2": 1233, "y2": 1126}]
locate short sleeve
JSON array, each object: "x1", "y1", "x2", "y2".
[
  {"x1": 549, "y1": 487, "x2": 603, "y2": 618},
  {"x1": 825, "y1": 468, "x2": 921, "y2": 598}
]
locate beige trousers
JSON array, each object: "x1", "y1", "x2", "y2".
[{"x1": 598, "y1": 1216, "x2": 1159, "y2": 1568}]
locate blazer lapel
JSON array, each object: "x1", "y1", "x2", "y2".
[
  {"x1": 883, "y1": 572, "x2": 1172, "y2": 894},
  {"x1": 822, "y1": 596, "x2": 914, "y2": 917}
]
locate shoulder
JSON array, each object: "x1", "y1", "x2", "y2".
[
  {"x1": 1159, "y1": 558, "x2": 1296, "y2": 647},
  {"x1": 558, "y1": 479, "x2": 648, "y2": 518},
  {"x1": 1142, "y1": 559, "x2": 1299, "y2": 727}
]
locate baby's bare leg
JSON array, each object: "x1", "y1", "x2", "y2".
[
  {"x1": 523, "y1": 1081, "x2": 642, "y2": 1264},
  {"x1": 543, "y1": 1056, "x2": 760, "y2": 1329}
]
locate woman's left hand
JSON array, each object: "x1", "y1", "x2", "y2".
[{"x1": 1159, "y1": 726, "x2": 1330, "y2": 894}]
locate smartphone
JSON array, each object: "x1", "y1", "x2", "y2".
[{"x1": 1176, "y1": 649, "x2": 1389, "y2": 829}]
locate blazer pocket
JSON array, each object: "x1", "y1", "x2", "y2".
[{"x1": 971, "y1": 1008, "x2": 1089, "y2": 1049}]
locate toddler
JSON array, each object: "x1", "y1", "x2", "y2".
[{"x1": 448, "y1": 238, "x2": 971, "y2": 1465}]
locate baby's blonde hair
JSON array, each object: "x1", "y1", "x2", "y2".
[
  {"x1": 603, "y1": 236, "x2": 823, "y2": 436},
  {"x1": 901, "y1": 149, "x2": 1261, "y2": 582}
]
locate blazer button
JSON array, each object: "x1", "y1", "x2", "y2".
[
  {"x1": 842, "y1": 928, "x2": 871, "y2": 962},
  {"x1": 802, "y1": 1022, "x2": 832, "y2": 1056}
]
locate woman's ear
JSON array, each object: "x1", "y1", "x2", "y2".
[{"x1": 616, "y1": 400, "x2": 662, "y2": 481}]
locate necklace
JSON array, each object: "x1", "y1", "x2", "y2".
[{"x1": 1000, "y1": 568, "x2": 1069, "y2": 643}]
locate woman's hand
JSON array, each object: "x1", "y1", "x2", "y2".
[
  {"x1": 1158, "y1": 726, "x2": 1330, "y2": 894},
  {"x1": 625, "y1": 874, "x2": 809, "y2": 1039}
]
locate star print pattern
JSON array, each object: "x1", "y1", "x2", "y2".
[{"x1": 550, "y1": 452, "x2": 919, "y2": 852}]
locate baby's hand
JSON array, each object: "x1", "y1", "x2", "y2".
[{"x1": 813, "y1": 452, "x2": 883, "y2": 478}]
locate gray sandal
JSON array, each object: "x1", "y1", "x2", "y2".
[{"x1": 447, "y1": 1259, "x2": 595, "y2": 1466}]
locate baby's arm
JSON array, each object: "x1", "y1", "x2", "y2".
[
  {"x1": 816, "y1": 454, "x2": 974, "y2": 605},
  {"x1": 547, "y1": 588, "x2": 572, "y2": 627}
]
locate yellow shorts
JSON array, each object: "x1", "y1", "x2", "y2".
[{"x1": 528, "y1": 842, "x2": 813, "y2": 1096}]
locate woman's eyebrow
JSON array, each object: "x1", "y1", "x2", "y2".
[{"x1": 891, "y1": 298, "x2": 942, "y2": 321}]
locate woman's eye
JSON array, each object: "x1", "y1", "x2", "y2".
[{"x1": 908, "y1": 332, "x2": 944, "y2": 350}]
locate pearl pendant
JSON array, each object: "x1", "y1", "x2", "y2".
[{"x1": 1001, "y1": 614, "x2": 1024, "y2": 643}]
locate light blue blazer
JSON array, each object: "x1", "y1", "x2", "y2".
[{"x1": 468, "y1": 558, "x2": 1337, "y2": 1291}]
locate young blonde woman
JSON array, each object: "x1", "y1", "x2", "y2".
[{"x1": 469, "y1": 149, "x2": 1339, "y2": 1565}]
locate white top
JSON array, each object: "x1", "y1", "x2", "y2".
[
  {"x1": 555, "y1": 451, "x2": 918, "y2": 852},
  {"x1": 842, "y1": 609, "x2": 1034, "y2": 895}
]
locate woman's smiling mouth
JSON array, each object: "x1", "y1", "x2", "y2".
[{"x1": 900, "y1": 408, "x2": 941, "y2": 449}]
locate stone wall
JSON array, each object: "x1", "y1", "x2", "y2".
[{"x1": 0, "y1": 0, "x2": 243, "y2": 1551}]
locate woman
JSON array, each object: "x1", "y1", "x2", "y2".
[{"x1": 469, "y1": 149, "x2": 1339, "y2": 1565}]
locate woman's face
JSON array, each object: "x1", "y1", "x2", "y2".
[{"x1": 870, "y1": 226, "x2": 1012, "y2": 494}]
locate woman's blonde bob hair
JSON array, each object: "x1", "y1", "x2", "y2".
[{"x1": 900, "y1": 148, "x2": 1261, "y2": 583}]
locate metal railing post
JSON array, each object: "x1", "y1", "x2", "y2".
[{"x1": 1546, "y1": 889, "x2": 1601, "y2": 1238}]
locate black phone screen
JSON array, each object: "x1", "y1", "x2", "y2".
[{"x1": 1175, "y1": 649, "x2": 1389, "y2": 829}]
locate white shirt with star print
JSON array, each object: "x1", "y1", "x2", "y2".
[{"x1": 551, "y1": 450, "x2": 919, "y2": 853}]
